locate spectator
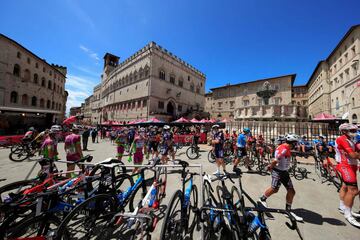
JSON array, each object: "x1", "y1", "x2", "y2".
[
  {"x1": 91, "y1": 128, "x2": 97, "y2": 143},
  {"x1": 82, "y1": 127, "x2": 90, "y2": 151}
]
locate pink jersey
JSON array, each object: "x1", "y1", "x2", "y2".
[
  {"x1": 335, "y1": 135, "x2": 357, "y2": 166},
  {"x1": 274, "y1": 144, "x2": 291, "y2": 171},
  {"x1": 65, "y1": 134, "x2": 81, "y2": 161}
]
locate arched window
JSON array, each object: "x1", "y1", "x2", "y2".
[
  {"x1": 159, "y1": 70, "x2": 165, "y2": 80},
  {"x1": 144, "y1": 65, "x2": 149, "y2": 77},
  {"x1": 40, "y1": 98, "x2": 45, "y2": 108},
  {"x1": 352, "y1": 114, "x2": 358, "y2": 124},
  {"x1": 21, "y1": 94, "x2": 28, "y2": 105},
  {"x1": 10, "y1": 91, "x2": 18, "y2": 103},
  {"x1": 139, "y1": 67, "x2": 144, "y2": 78},
  {"x1": 129, "y1": 73, "x2": 133, "y2": 82},
  {"x1": 41, "y1": 77, "x2": 46, "y2": 87},
  {"x1": 190, "y1": 82, "x2": 195, "y2": 92},
  {"x1": 13, "y1": 64, "x2": 21, "y2": 77},
  {"x1": 33, "y1": 74, "x2": 38, "y2": 84},
  {"x1": 134, "y1": 70, "x2": 138, "y2": 81},
  {"x1": 47, "y1": 100, "x2": 50, "y2": 109},
  {"x1": 31, "y1": 96, "x2": 37, "y2": 106},
  {"x1": 48, "y1": 80, "x2": 52, "y2": 89},
  {"x1": 24, "y1": 69, "x2": 31, "y2": 82}
]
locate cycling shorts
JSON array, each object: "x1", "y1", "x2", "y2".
[
  {"x1": 236, "y1": 147, "x2": 247, "y2": 158},
  {"x1": 271, "y1": 168, "x2": 294, "y2": 190},
  {"x1": 214, "y1": 149, "x2": 224, "y2": 159},
  {"x1": 336, "y1": 163, "x2": 358, "y2": 186},
  {"x1": 116, "y1": 146, "x2": 125, "y2": 158},
  {"x1": 134, "y1": 150, "x2": 144, "y2": 164},
  {"x1": 148, "y1": 141, "x2": 159, "y2": 152},
  {"x1": 161, "y1": 145, "x2": 173, "y2": 156}
]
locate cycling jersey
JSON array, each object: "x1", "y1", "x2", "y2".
[
  {"x1": 41, "y1": 137, "x2": 58, "y2": 160},
  {"x1": 64, "y1": 134, "x2": 81, "y2": 161},
  {"x1": 237, "y1": 134, "x2": 247, "y2": 148},
  {"x1": 274, "y1": 144, "x2": 291, "y2": 171},
  {"x1": 212, "y1": 131, "x2": 224, "y2": 158},
  {"x1": 328, "y1": 141, "x2": 335, "y2": 147},
  {"x1": 335, "y1": 135, "x2": 358, "y2": 165}
]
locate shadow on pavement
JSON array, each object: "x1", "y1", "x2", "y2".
[{"x1": 292, "y1": 208, "x2": 346, "y2": 226}]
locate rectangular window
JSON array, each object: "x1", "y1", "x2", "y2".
[
  {"x1": 178, "y1": 105, "x2": 182, "y2": 112},
  {"x1": 188, "y1": 76, "x2": 190, "y2": 81},
  {"x1": 158, "y1": 101, "x2": 164, "y2": 109},
  {"x1": 230, "y1": 101, "x2": 235, "y2": 108},
  {"x1": 170, "y1": 75, "x2": 175, "y2": 84},
  {"x1": 218, "y1": 102, "x2": 222, "y2": 107},
  {"x1": 143, "y1": 99, "x2": 147, "y2": 107},
  {"x1": 243, "y1": 100, "x2": 250, "y2": 106},
  {"x1": 178, "y1": 80, "x2": 183, "y2": 87},
  {"x1": 159, "y1": 70, "x2": 166, "y2": 80}
]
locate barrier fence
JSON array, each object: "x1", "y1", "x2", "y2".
[{"x1": 226, "y1": 121, "x2": 340, "y2": 142}]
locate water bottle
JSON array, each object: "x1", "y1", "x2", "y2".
[
  {"x1": 149, "y1": 187, "x2": 157, "y2": 207},
  {"x1": 59, "y1": 178, "x2": 75, "y2": 192}
]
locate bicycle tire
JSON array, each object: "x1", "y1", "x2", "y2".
[
  {"x1": 187, "y1": 185, "x2": 198, "y2": 233},
  {"x1": 231, "y1": 186, "x2": 245, "y2": 216},
  {"x1": 160, "y1": 190, "x2": 183, "y2": 240},
  {"x1": 208, "y1": 151, "x2": 216, "y2": 163},
  {"x1": 9, "y1": 147, "x2": 30, "y2": 162},
  {"x1": 7, "y1": 214, "x2": 67, "y2": 239},
  {"x1": 56, "y1": 193, "x2": 117, "y2": 240},
  {"x1": 186, "y1": 146, "x2": 199, "y2": 160},
  {"x1": 0, "y1": 179, "x2": 37, "y2": 203},
  {"x1": 216, "y1": 185, "x2": 224, "y2": 206}
]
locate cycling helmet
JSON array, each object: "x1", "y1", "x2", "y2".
[
  {"x1": 232, "y1": 128, "x2": 237, "y2": 132},
  {"x1": 285, "y1": 134, "x2": 299, "y2": 143},
  {"x1": 163, "y1": 125, "x2": 170, "y2": 130},
  {"x1": 339, "y1": 123, "x2": 358, "y2": 132},
  {"x1": 29, "y1": 127, "x2": 35, "y2": 131},
  {"x1": 243, "y1": 127, "x2": 250, "y2": 133},
  {"x1": 212, "y1": 124, "x2": 220, "y2": 129},
  {"x1": 139, "y1": 127, "x2": 146, "y2": 132}
]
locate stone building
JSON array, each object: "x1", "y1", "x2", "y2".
[
  {"x1": 94, "y1": 42, "x2": 206, "y2": 123},
  {"x1": 205, "y1": 74, "x2": 308, "y2": 121},
  {"x1": 69, "y1": 106, "x2": 82, "y2": 116},
  {"x1": 90, "y1": 84, "x2": 101, "y2": 124},
  {"x1": 291, "y1": 85, "x2": 308, "y2": 106},
  {"x1": 0, "y1": 34, "x2": 67, "y2": 134},
  {"x1": 83, "y1": 95, "x2": 93, "y2": 123},
  {"x1": 307, "y1": 24, "x2": 360, "y2": 123}
]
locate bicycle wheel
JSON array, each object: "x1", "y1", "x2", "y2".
[
  {"x1": 231, "y1": 186, "x2": 245, "y2": 215},
  {"x1": 160, "y1": 190, "x2": 183, "y2": 240},
  {"x1": 9, "y1": 147, "x2": 29, "y2": 162},
  {"x1": 7, "y1": 214, "x2": 68, "y2": 239},
  {"x1": 56, "y1": 194, "x2": 117, "y2": 240},
  {"x1": 208, "y1": 151, "x2": 216, "y2": 163},
  {"x1": 187, "y1": 185, "x2": 198, "y2": 233},
  {"x1": 202, "y1": 181, "x2": 219, "y2": 240},
  {"x1": 0, "y1": 179, "x2": 36, "y2": 203},
  {"x1": 186, "y1": 146, "x2": 199, "y2": 160}
]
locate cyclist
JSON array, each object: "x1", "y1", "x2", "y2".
[
  {"x1": 297, "y1": 136, "x2": 312, "y2": 157},
  {"x1": 23, "y1": 127, "x2": 37, "y2": 142},
  {"x1": 130, "y1": 127, "x2": 147, "y2": 174},
  {"x1": 115, "y1": 127, "x2": 128, "y2": 161},
  {"x1": 160, "y1": 125, "x2": 175, "y2": 164},
  {"x1": 315, "y1": 135, "x2": 327, "y2": 158},
  {"x1": 231, "y1": 128, "x2": 238, "y2": 154},
  {"x1": 211, "y1": 124, "x2": 225, "y2": 175},
  {"x1": 224, "y1": 129, "x2": 231, "y2": 140},
  {"x1": 41, "y1": 129, "x2": 59, "y2": 161},
  {"x1": 335, "y1": 123, "x2": 360, "y2": 227},
  {"x1": 128, "y1": 126, "x2": 136, "y2": 146},
  {"x1": 147, "y1": 126, "x2": 160, "y2": 160},
  {"x1": 234, "y1": 128, "x2": 252, "y2": 172},
  {"x1": 64, "y1": 126, "x2": 83, "y2": 178},
  {"x1": 327, "y1": 138, "x2": 336, "y2": 158},
  {"x1": 256, "y1": 134, "x2": 266, "y2": 157},
  {"x1": 259, "y1": 134, "x2": 303, "y2": 222}
]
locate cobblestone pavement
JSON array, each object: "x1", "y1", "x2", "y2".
[{"x1": 0, "y1": 139, "x2": 359, "y2": 240}]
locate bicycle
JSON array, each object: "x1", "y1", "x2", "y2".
[
  {"x1": 207, "y1": 148, "x2": 235, "y2": 165},
  {"x1": 160, "y1": 160, "x2": 198, "y2": 239},
  {"x1": 315, "y1": 156, "x2": 342, "y2": 191},
  {"x1": 288, "y1": 153, "x2": 308, "y2": 180},
  {"x1": 9, "y1": 140, "x2": 40, "y2": 162},
  {"x1": 55, "y1": 159, "x2": 166, "y2": 240},
  {"x1": 186, "y1": 140, "x2": 201, "y2": 160}
]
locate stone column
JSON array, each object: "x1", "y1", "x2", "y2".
[
  {"x1": 291, "y1": 106, "x2": 297, "y2": 118},
  {"x1": 280, "y1": 106, "x2": 285, "y2": 117}
]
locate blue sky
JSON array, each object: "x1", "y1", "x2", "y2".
[{"x1": 1, "y1": 0, "x2": 360, "y2": 111}]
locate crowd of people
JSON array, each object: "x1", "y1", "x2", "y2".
[{"x1": 17, "y1": 121, "x2": 360, "y2": 228}]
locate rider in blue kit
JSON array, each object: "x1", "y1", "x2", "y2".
[{"x1": 211, "y1": 125, "x2": 225, "y2": 175}]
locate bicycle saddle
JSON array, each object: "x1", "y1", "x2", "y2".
[{"x1": 177, "y1": 160, "x2": 189, "y2": 168}]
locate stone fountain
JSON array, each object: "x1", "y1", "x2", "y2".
[{"x1": 256, "y1": 81, "x2": 277, "y2": 105}]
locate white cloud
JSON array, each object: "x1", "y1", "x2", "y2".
[
  {"x1": 79, "y1": 44, "x2": 100, "y2": 61},
  {"x1": 65, "y1": 0, "x2": 96, "y2": 30},
  {"x1": 72, "y1": 65, "x2": 101, "y2": 78},
  {"x1": 65, "y1": 74, "x2": 98, "y2": 113}
]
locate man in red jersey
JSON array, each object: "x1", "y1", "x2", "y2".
[{"x1": 335, "y1": 123, "x2": 360, "y2": 228}]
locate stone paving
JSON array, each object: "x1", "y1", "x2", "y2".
[{"x1": 0, "y1": 139, "x2": 359, "y2": 240}]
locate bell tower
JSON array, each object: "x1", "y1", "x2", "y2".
[{"x1": 102, "y1": 53, "x2": 120, "y2": 81}]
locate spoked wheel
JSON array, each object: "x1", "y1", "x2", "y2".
[
  {"x1": 56, "y1": 194, "x2": 117, "y2": 240},
  {"x1": 7, "y1": 215, "x2": 67, "y2": 239},
  {"x1": 9, "y1": 146, "x2": 30, "y2": 162},
  {"x1": 186, "y1": 146, "x2": 199, "y2": 160},
  {"x1": 207, "y1": 151, "x2": 216, "y2": 163},
  {"x1": 160, "y1": 190, "x2": 183, "y2": 240},
  {"x1": 187, "y1": 185, "x2": 198, "y2": 234},
  {"x1": 0, "y1": 179, "x2": 36, "y2": 203}
]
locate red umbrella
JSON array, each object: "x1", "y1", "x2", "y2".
[
  {"x1": 209, "y1": 119, "x2": 217, "y2": 123},
  {"x1": 199, "y1": 119, "x2": 209, "y2": 123},
  {"x1": 190, "y1": 118, "x2": 199, "y2": 123},
  {"x1": 173, "y1": 117, "x2": 189, "y2": 123},
  {"x1": 63, "y1": 116, "x2": 77, "y2": 125}
]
